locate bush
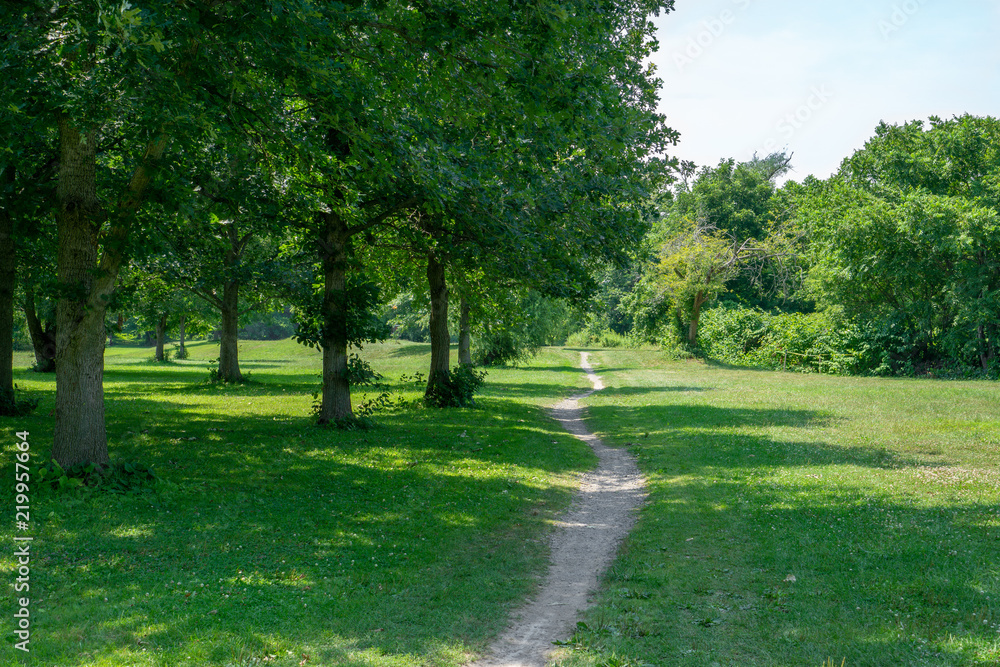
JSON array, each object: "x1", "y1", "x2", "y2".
[
  {"x1": 425, "y1": 364, "x2": 486, "y2": 408},
  {"x1": 565, "y1": 328, "x2": 636, "y2": 349},
  {"x1": 35, "y1": 459, "x2": 161, "y2": 495},
  {"x1": 698, "y1": 306, "x2": 864, "y2": 375},
  {"x1": 239, "y1": 316, "x2": 296, "y2": 341}
]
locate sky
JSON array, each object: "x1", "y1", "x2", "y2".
[{"x1": 648, "y1": 0, "x2": 1000, "y2": 182}]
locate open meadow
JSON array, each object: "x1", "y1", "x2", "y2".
[
  {"x1": 559, "y1": 350, "x2": 1000, "y2": 667},
  {"x1": 3, "y1": 341, "x2": 999, "y2": 666}
]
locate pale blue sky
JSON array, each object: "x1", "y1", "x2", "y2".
[{"x1": 649, "y1": 0, "x2": 1000, "y2": 181}]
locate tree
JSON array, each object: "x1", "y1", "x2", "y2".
[
  {"x1": 797, "y1": 117, "x2": 1000, "y2": 371},
  {"x1": 273, "y1": 0, "x2": 677, "y2": 420},
  {"x1": 628, "y1": 153, "x2": 798, "y2": 345},
  {"x1": 652, "y1": 219, "x2": 777, "y2": 345},
  {"x1": 4, "y1": 0, "x2": 286, "y2": 465}
]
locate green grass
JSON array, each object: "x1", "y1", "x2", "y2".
[
  {"x1": 1, "y1": 340, "x2": 595, "y2": 666},
  {"x1": 553, "y1": 350, "x2": 1000, "y2": 667},
  {"x1": 7, "y1": 343, "x2": 1000, "y2": 666}
]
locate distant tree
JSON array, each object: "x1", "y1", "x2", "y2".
[
  {"x1": 628, "y1": 153, "x2": 798, "y2": 345},
  {"x1": 797, "y1": 115, "x2": 1000, "y2": 371}
]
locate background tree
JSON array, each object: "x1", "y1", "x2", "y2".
[
  {"x1": 797, "y1": 116, "x2": 1000, "y2": 371},
  {"x1": 627, "y1": 153, "x2": 798, "y2": 346}
]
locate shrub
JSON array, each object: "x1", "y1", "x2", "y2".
[
  {"x1": 35, "y1": 459, "x2": 161, "y2": 495},
  {"x1": 698, "y1": 305, "x2": 865, "y2": 375},
  {"x1": 425, "y1": 364, "x2": 486, "y2": 408}
]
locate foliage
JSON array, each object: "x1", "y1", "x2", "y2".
[
  {"x1": 239, "y1": 311, "x2": 297, "y2": 341},
  {"x1": 34, "y1": 459, "x2": 161, "y2": 496},
  {"x1": 797, "y1": 115, "x2": 1000, "y2": 374},
  {"x1": 565, "y1": 328, "x2": 634, "y2": 349},
  {"x1": 626, "y1": 154, "x2": 801, "y2": 346},
  {"x1": 425, "y1": 364, "x2": 487, "y2": 408},
  {"x1": 697, "y1": 305, "x2": 861, "y2": 374},
  {"x1": 383, "y1": 293, "x2": 430, "y2": 342},
  {"x1": 292, "y1": 277, "x2": 391, "y2": 351},
  {"x1": 473, "y1": 290, "x2": 577, "y2": 366}
]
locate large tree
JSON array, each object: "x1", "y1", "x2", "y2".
[
  {"x1": 273, "y1": 0, "x2": 677, "y2": 421},
  {"x1": 5, "y1": 0, "x2": 267, "y2": 466}
]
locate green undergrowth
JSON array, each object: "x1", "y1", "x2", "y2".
[
  {"x1": 555, "y1": 350, "x2": 1000, "y2": 667},
  {"x1": 1, "y1": 340, "x2": 595, "y2": 667}
]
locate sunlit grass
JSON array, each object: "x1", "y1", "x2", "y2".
[
  {"x1": 1, "y1": 340, "x2": 594, "y2": 666},
  {"x1": 555, "y1": 350, "x2": 1000, "y2": 667}
]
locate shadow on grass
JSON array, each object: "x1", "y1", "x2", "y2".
[
  {"x1": 388, "y1": 343, "x2": 433, "y2": 357},
  {"x1": 580, "y1": 475, "x2": 1000, "y2": 664},
  {"x1": 601, "y1": 385, "x2": 710, "y2": 396},
  {"x1": 587, "y1": 403, "x2": 924, "y2": 471},
  {"x1": 571, "y1": 401, "x2": 1000, "y2": 664},
  {"x1": 17, "y1": 391, "x2": 592, "y2": 666}
]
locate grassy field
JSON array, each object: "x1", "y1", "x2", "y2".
[
  {"x1": 4, "y1": 341, "x2": 1000, "y2": 666},
  {"x1": 1, "y1": 340, "x2": 596, "y2": 666},
  {"x1": 555, "y1": 350, "x2": 1000, "y2": 667}
]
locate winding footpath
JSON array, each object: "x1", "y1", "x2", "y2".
[{"x1": 471, "y1": 352, "x2": 647, "y2": 667}]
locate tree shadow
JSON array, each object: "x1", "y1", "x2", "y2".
[
  {"x1": 571, "y1": 401, "x2": 999, "y2": 664},
  {"x1": 586, "y1": 403, "x2": 923, "y2": 471},
  {"x1": 388, "y1": 343, "x2": 433, "y2": 357},
  {"x1": 19, "y1": 392, "x2": 594, "y2": 666}
]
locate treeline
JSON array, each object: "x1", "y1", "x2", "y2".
[
  {"x1": 0, "y1": 0, "x2": 677, "y2": 467},
  {"x1": 592, "y1": 114, "x2": 1000, "y2": 378}
]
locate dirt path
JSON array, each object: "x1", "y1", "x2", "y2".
[{"x1": 470, "y1": 352, "x2": 646, "y2": 667}]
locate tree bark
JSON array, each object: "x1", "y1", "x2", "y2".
[
  {"x1": 155, "y1": 314, "x2": 167, "y2": 362},
  {"x1": 426, "y1": 254, "x2": 451, "y2": 398},
  {"x1": 23, "y1": 289, "x2": 56, "y2": 372},
  {"x1": 217, "y1": 280, "x2": 242, "y2": 381},
  {"x1": 688, "y1": 290, "x2": 706, "y2": 346},
  {"x1": 53, "y1": 118, "x2": 111, "y2": 468},
  {"x1": 458, "y1": 293, "x2": 472, "y2": 365},
  {"x1": 178, "y1": 313, "x2": 187, "y2": 356},
  {"x1": 318, "y1": 213, "x2": 353, "y2": 423},
  {"x1": 978, "y1": 324, "x2": 994, "y2": 371},
  {"x1": 0, "y1": 166, "x2": 15, "y2": 400}
]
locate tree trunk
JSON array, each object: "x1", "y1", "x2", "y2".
[
  {"x1": 688, "y1": 291, "x2": 706, "y2": 346},
  {"x1": 458, "y1": 294, "x2": 472, "y2": 366},
  {"x1": 53, "y1": 118, "x2": 111, "y2": 468},
  {"x1": 155, "y1": 314, "x2": 167, "y2": 361},
  {"x1": 0, "y1": 166, "x2": 15, "y2": 402},
  {"x1": 178, "y1": 313, "x2": 187, "y2": 356},
  {"x1": 217, "y1": 280, "x2": 242, "y2": 381},
  {"x1": 978, "y1": 324, "x2": 994, "y2": 371},
  {"x1": 23, "y1": 289, "x2": 56, "y2": 372},
  {"x1": 318, "y1": 213, "x2": 352, "y2": 423},
  {"x1": 426, "y1": 254, "x2": 451, "y2": 398}
]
